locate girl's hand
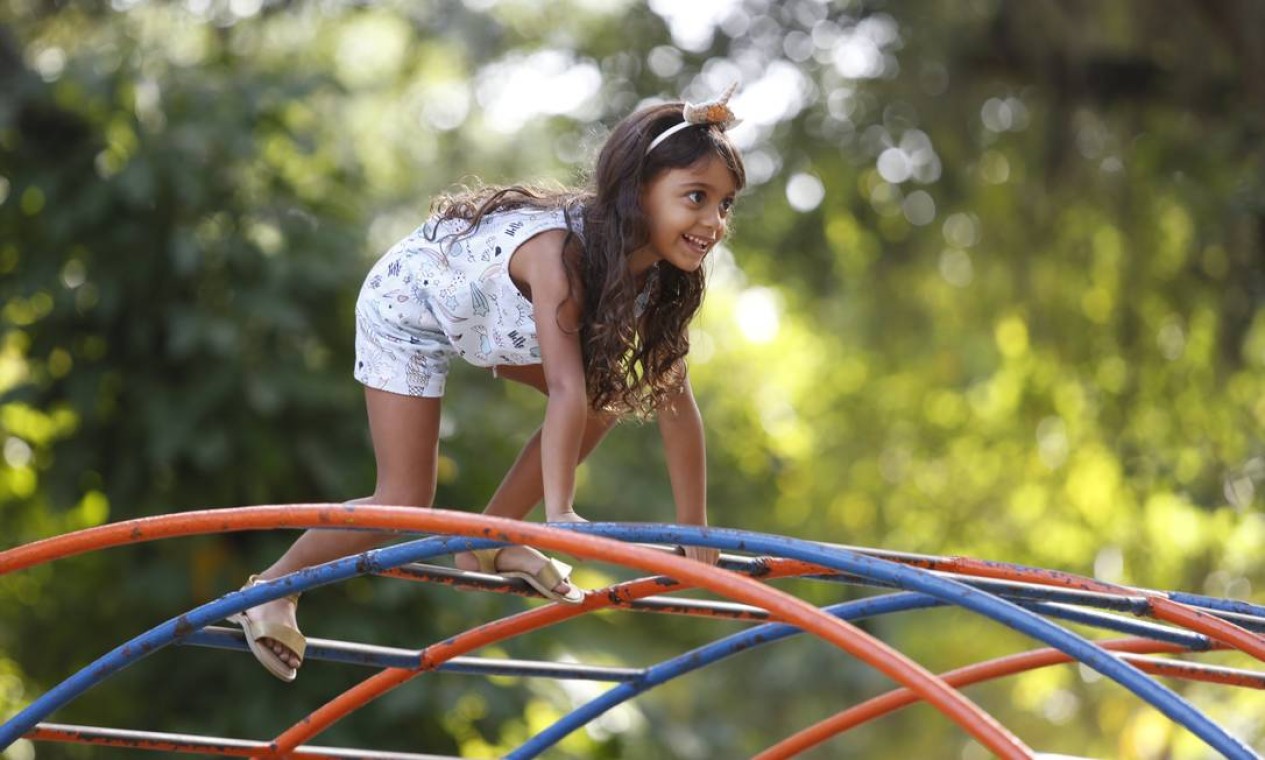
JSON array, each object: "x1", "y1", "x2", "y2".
[{"x1": 682, "y1": 545, "x2": 720, "y2": 565}]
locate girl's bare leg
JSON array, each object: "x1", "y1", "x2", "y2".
[
  {"x1": 244, "y1": 388, "x2": 442, "y2": 669},
  {"x1": 453, "y1": 364, "x2": 616, "y2": 576}
]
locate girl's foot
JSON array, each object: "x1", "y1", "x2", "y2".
[
  {"x1": 454, "y1": 545, "x2": 578, "y2": 598},
  {"x1": 240, "y1": 594, "x2": 303, "y2": 670}
]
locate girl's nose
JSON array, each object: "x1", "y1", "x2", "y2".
[{"x1": 704, "y1": 206, "x2": 724, "y2": 232}]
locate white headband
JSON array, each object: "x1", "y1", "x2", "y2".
[{"x1": 646, "y1": 83, "x2": 742, "y2": 154}]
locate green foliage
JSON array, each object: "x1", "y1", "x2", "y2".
[{"x1": 2, "y1": 1, "x2": 1264, "y2": 758}]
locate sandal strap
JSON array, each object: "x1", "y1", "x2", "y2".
[
  {"x1": 245, "y1": 574, "x2": 301, "y2": 606},
  {"x1": 533, "y1": 558, "x2": 570, "y2": 590},
  {"x1": 469, "y1": 548, "x2": 503, "y2": 574},
  {"x1": 245, "y1": 619, "x2": 308, "y2": 660}
]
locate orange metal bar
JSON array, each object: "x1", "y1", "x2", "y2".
[
  {"x1": 732, "y1": 556, "x2": 1265, "y2": 664},
  {"x1": 26, "y1": 725, "x2": 264, "y2": 757},
  {"x1": 1121, "y1": 654, "x2": 1265, "y2": 690},
  {"x1": 754, "y1": 638, "x2": 1198, "y2": 759},
  {"x1": 270, "y1": 570, "x2": 1022, "y2": 757},
  {"x1": 1147, "y1": 597, "x2": 1265, "y2": 662},
  {"x1": 876, "y1": 556, "x2": 1265, "y2": 664},
  {"x1": 1, "y1": 505, "x2": 361, "y2": 574},
  {"x1": 4, "y1": 506, "x2": 1032, "y2": 759},
  {"x1": 268, "y1": 575, "x2": 675, "y2": 757},
  {"x1": 899, "y1": 555, "x2": 1127, "y2": 594},
  {"x1": 313, "y1": 529, "x2": 1030, "y2": 758}
]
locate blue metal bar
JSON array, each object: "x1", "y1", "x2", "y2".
[
  {"x1": 4, "y1": 524, "x2": 1256, "y2": 759},
  {"x1": 514, "y1": 595, "x2": 1213, "y2": 758},
  {"x1": 1165, "y1": 591, "x2": 1265, "y2": 620},
  {"x1": 817, "y1": 570, "x2": 1264, "y2": 637},
  {"x1": 542, "y1": 523, "x2": 1258, "y2": 759},
  {"x1": 509, "y1": 592, "x2": 940, "y2": 759},
  {"x1": 926, "y1": 576, "x2": 1264, "y2": 634},
  {"x1": 0, "y1": 534, "x2": 501, "y2": 748},
  {"x1": 812, "y1": 549, "x2": 1265, "y2": 630},
  {"x1": 774, "y1": 562, "x2": 1265, "y2": 633},
  {"x1": 813, "y1": 570, "x2": 1153, "y2": 614},
  {"x1": 1019, "y1": 602, "x2": 1212, "y2": 650},
  {"x1": 0, "y1": 529, "x2": 787, "y2": 747}
]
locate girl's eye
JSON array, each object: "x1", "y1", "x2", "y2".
[
  {"x1": 686, "y1": 190, "x2": 705, "y2": 204},
  {"x1": 720, "y1": 198, "x2": 735, "y2": 214}
]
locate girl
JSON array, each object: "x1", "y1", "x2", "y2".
[{"x1": 230, "y1": 87, "x2": 746, "y2": 681}]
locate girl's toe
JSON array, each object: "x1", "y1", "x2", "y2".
[{"x1": 268, "y1": 640, "x2": 298, "y2": 667}]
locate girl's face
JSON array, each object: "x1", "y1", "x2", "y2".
[{"x1": 630, "y1": 153, "x2": 738, "y2": 276}]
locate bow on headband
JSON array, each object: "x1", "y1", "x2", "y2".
[{"x1": 647, "y1": 83, "x2": 741, "y2": 154}]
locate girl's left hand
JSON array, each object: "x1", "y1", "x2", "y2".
[{"x1": 682, "y1": 545, "x2": 720, "y2": 565}]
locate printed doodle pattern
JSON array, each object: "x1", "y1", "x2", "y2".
[{"x1": 353, "y1": 207, "x2": 580, "y2": 397}]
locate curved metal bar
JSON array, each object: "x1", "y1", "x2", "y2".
[
  {"x1": 267, "y1": 575, "x2": 711, "y2": 756},
  {"x1": 755, "y1": 637, "x2": 1192, "y2": 759},
  {"x1": 1165, "y1": 590, "x2": 1265, "y2": 619},
  {"x1": 1146, "y1": 596, "x2": 1265, "y2": 660},
  {"x1": 265, "y1": 562, "x2": 1006, "y2": 756},
  {"x1": 786, "y1": 561, "x2": 1265, "y2": 635},
  {"x1": 554, "y1": 523, "x2": 1259, "y2": 759},
  {"x1": 1121, "y1": 654, "x2": 1265, "y2": 689},
  {"x1": 0, "y1": 507, "x2": 1032, "y2": 758},
  {"x1": 4, "y1": 510, "x2": 1256, "y2": 757},
  {"x1": 887, "y1": 555, "x2": 1265, "y2": 660},
  {"x1": 1, "y1": 533, "x2": 493, "y2": 750},
  {"x1": 511, "y1": 592, "x2": 940, "y2": 759},
  {"x1": 8, "y1": 512, "x2": 1258, "y2": 638},
  {"x1": 184, "y1": 626, "x2": 645, "y2": 679},
  {"x1": 1018, "y1": 602, "x2": 1211, "y2": 650},
  {"x1": 777, "y1": 648, "x2": 1263, "y2": 757},
  {"x1": 7, "y1": 516, "x2": 1260, "y2": 627},
  {"x1": 275, "y1": 525, "x2": 1252, "y2": 759},
  {"x1": 808, "y1": 570, "x2": 1154, "y2": 614},
  {"x1": 25, "y1": 723, "x2": 457, "y2": 759},
  {"x1": 702, "y1": 555, "x2": 1265, "y2": 644},
  {"x1": 515, "y1": 594, "x2": 1219, "y2": 758},
  {"x1": 757, "y1": 638, "x2": 1265, "y2": 759}
]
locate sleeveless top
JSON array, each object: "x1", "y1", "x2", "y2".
[{"x1": 367, "y1": 205, "x2": 582, "y2": 369}]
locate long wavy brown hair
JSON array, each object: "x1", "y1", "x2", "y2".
[{"x1": 426, "y1": 102, "x2": 746, "y2": 417}]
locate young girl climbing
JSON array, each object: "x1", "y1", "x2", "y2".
[{"x1": 230, "y1": 86, "x2": 746, "y2": 681}]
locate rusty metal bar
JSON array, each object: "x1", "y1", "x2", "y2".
[
  {"x1": 184, "y1": 626, "x2": 644, "y2": 680},
  {"x1": 0, "y1": 509, "x2": 1035, "y2": 758},
  {"x1": 27, "y1": 723, "x2": 458, "y2": 759}
]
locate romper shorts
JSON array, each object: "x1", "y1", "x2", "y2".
[{"x1": 353, "y1": 240, "x2": 453, "y2": 398}]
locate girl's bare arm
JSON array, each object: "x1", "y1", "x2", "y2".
[
  {"x1": 512, "y1": 230, "x2": 588, "y2": 521},
  {"x1": 657, "y1": 372, "x2": 718, "y2": 563}
]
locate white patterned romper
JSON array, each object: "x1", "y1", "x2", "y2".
[{"x1": 354, "y1": 207, "x2": 580, "y2": 397}]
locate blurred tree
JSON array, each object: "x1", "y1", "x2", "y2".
[{"x1": 2, "y1": 0, "x2": 1263, "y2": 758}]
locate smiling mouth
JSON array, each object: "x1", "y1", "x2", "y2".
[{"x1": 683, "y1": 233, "x2": 713, "y2": 255}]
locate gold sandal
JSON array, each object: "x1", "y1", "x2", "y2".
[
  {"x1": 227, "y1": 575, "x2": 307, "y2": 682},
  {"x1": 470, "y1": 548, "x2": 586, "y2": 605}
]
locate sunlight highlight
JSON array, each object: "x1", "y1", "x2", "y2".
[
  {"x1": 734, "y1": 287, "x2": 781, "y2": 344},
  {"x1": 476, "y1": 50, "x2": 602, "y2": 133}
]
